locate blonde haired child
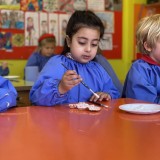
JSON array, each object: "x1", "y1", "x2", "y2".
[
  {"x1": 26, "y1": 33, "x2": 56, "y2": 72},
  {"x1": 123, "y1": 14, "x2": 160, "y2": 103}
]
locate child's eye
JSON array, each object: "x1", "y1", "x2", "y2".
[
  {"x1": 92, "y1": 43, "x2": 98, "y2": 47},
  {"x1": 78, "y1": 41, "x2": 86, "y2": 45}
]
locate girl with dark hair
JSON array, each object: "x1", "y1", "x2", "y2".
[{"x1": 30, "y1": 10, "x2": 120, "y2": 106}]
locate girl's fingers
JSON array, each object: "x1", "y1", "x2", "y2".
[{"x1": 90, "y1": 92, "x2": 111, "y2": 102}]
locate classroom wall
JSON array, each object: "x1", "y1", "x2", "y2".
[
  {"x1": 108, "y1": 0, "x2": 146, "y2": 82},
  {"x1": 1, "y1": 0, "x2": 147, "y2": 81}
]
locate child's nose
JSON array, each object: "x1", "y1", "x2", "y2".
[
  {"x1": 85, "y1": 44, "x2": 91, "y2": 52},
  {"x1": 49, "y1": 48, "x2": 54, "y2": 52}
]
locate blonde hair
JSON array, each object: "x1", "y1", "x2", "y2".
[
  {"x1": 136, "y1": 14, "x2": 160, "y2": 55},
  {"x1": 36, "y1": 37, "x2": 56, "y2": 52}
]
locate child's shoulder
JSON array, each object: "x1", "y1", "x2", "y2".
[
  {"x1": 46, "y1": 55, "x2": 67, "y2": 64},
  {"x1": 132, "y1": 59, "x2": 154, "y2": 67},
  {"x1": 131, "y1": 59, "x2": 160, "y2": 73},
  {"x1": 90, "y1": 60, "x2": 106, "y2": 69},
  {"x1": 50, "y1": 55, "x2": 65, "y2": 61},
  {"x1": 30, "y1": 51, "x2": 40, "y2": 58},
  {"x1": 88, "y1": 60, "x2": 109, "y2": 75}
]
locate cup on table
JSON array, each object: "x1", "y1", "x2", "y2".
[{"x1": 25, "y1": 66, "x2": 39, "y2": 82}]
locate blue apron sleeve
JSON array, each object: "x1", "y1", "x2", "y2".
[
  {"x1": 30, "y1": 78, "x2": 68, "y2": 106},
  {"x1": 123, "y1": 64, "x2": 160, "y2": 103},
  {"x1": 0, "y1": 77, "x2": 17, "y2": 112}
]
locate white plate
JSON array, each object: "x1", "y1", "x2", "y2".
[
  {"x1": 3, "y1": 75, "x2": 20, "y2": 79},
  {"x1": 119, "y1": 103, "x2": 160, "y2": 114}
]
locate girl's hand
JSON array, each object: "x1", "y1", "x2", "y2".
[
  {"x1": 58, "y1": 70, "x2": 82, "y2": 94},
  {"x1": 89, "y1": 92, "x2": 111, "y2": 102}
]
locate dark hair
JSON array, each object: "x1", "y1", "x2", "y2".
[{"x1": 61, "y1": 10, "x2": 104, "y2": 55}]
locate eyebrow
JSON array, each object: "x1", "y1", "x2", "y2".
[{"x1": 77, "y1": 37, "x2": 100, "y2": 41}]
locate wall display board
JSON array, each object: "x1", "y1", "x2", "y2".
[{"x1": 0, "y1": 0, "x2": 122, "y2": 59}]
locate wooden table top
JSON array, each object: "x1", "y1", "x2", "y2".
[
  {"x1": 11, "y1": 79, "x2": 34, "y2": 91},
  {"x1": 0, "y1": 98, "x2": 160, "y2": 160}
]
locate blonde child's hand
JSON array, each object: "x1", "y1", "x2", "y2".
[
  {"x1": 58, "y1": 70, "x2": 82, "y2": 94},
  {"x1": 89, "y1": 92, "x2": 111, "y2": 102}
]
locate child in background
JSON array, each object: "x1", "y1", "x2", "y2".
[
  {"x1": 122, "y1": 14, "x2": 160, "y2": 103},
  {"x1": 26, "y1": 33, "x2": 56, "y2": 72},
  {"x1": 0, "y1": 76, "x2": 17, "y2": 112},
  {"x1": 0, "y1": 61, "x2": 9, "y2": 76},
  {"x1": 30, "y1": 10, "x2": 120, "y2": 106}
]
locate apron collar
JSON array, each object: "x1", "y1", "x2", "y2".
[{"x1": 141, "y1": 55, "x2": 160, "y2": 66}]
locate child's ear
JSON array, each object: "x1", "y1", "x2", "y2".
[
  {"x1": 143, "y1": 41, "x2": 152, "y2": 52},
  {"x1": 66, "y1": 35, "x2": 70, "y2": 47}
]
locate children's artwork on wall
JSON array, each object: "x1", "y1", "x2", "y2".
[
  {"x1": 48, "y1": 13, "x2": 59, "y2": 45},
  {"x1": 0, "y1": 0, "x2": 122, "y2": 59},
  {"x1": 0, "y1": 32, "x2": 5, "y2": 49},
  {"x1": 113, "y1": 0, "x2": 122, "y2": 11},
  {"x1": 0, "y1": 14, "x2": 2, "y2": 28},
  {"x1": 15, "y1": 10, "x2": 24, "y2": 29},
  {"x1": 0, "y1": 4, "x2": 20, "y2": 10},
  {"x1": 73, "y1": 0, "x2": 86, "y2": 11},
  {"x1": 0, "y1": 10, "x2": 24, "y2": 29},
  {"x1": 39, "y1": 12, "x2": 48, "y2": 36},
  {"x1": 43, "y1": 0, "x2": 58, "y2": 12},
  {"x1": 104, "y1": 0, "x2": 114, "y2": 10},
  {"x1": 20, "y1": 0, "x2": 42, "y2": 11},
  {"x1": 12, "y1": 33, "x2": 24, "y2": 47},
  {"x1": 25, "y1": 12, "x2": 39, "y2": 46},
  {"x1": 0, "y1": 0, "x2": 19, "y2": 5},
  {"x1": 59, "y1": 13, "x2": 70, "y2": 46},
  {"x1": 0, "y1": 32, "x2": 12, "y2": 51},
  {"x1": 1, "y1": 10, "x2": 10, "y2": 28},
  {"x1": 4, "y1": 32, "x2": 12, "y2": 51},
  {"x1": 87, "y1": 0, "x2": 105, "y2": 11},
  {"x1": 9, "y1": 10, "x2": 17, "y2": 29},
  {"x1": 59, "y1": 0, "x2": 74, "y2": 13},
  {"x1": 96, "y1": 11, "x2": 114, "y2": 33},
  {"x1": 99, "y1": 33, "x2": 113, "y2": 50}
]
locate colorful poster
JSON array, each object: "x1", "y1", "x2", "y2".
[
  {"x1": 0, "y1": 32, "x2": 12, "y2": 51},
  {"x1": 48, "y1": 13, "x2": 59, "y2": 45},
  {"x1": 0, "y1": 10, "x2": 24, "y2": 29},
  {"x1": 113, "y1": 0, "x2": 122, "y2": 11},
  {"x1": 0, "y1": 0, "x2": 19, "y2": 5},
  {"x1": 43, "y1": 0, "x2": 58, "y2": 12},
  {"x1": 0, "y1": 32, "x2": 5, "y2": 49},
  {"x1": 104, "y1": 0, "x2": 114, "y2": 10},
  {"x1": 59, "y1": 0, "x2": 74, "y2": 13},
  {"x1": 73, "y1": 0, "x2": 86, "y2": 11},
  {"x1": 88, "y1": 0, "x2": 105, "y2": 11},
  {"x1": 4, "y1": 32, "x2": 12, "y2": 51},
  {"x1": 21, "y1": 0, "x2": 42, "y2": 11},
  {"x1": 96, "y1": 11, "x2": 114, "y2": 33},
  {"x1": 39, "y1": 12, "x2": 48, "y2": 36},
  {"x1": 99, "y1": 34, "x2": 113, "y2": 50},
  {"x1": 12, "y1": 34, "x2": 25, "y2": 47},
  {"x1": 25, "y1": 12, "x2": 39, "y2": 46},
  {"x1": 0, "y1": 0, "x2": 20, "y2": 9},
  {"x1": 1, "y1": 10, "x2": 11, "y2": 29},
  {"x1": 59, "y1": 14, "x2": 70, "y2": 46}
]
